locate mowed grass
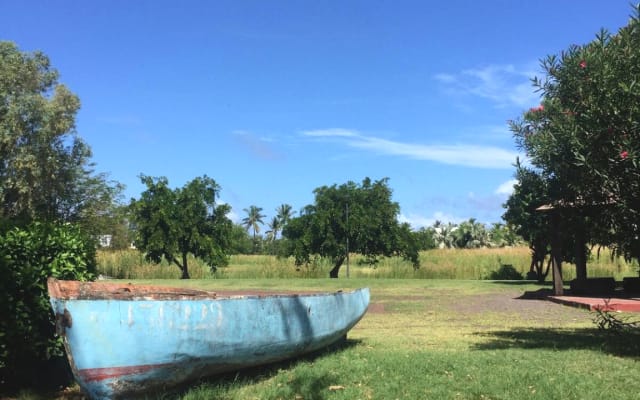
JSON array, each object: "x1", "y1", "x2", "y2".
[{"x1": 47, "y1": 278, "x2": 640, "y2": 400}]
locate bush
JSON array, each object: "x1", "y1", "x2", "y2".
[
  {"x1": 487, "y1": 264, "x2": 523, "y2": 280},
  {"x1": 0, "y1": 222, "x2": 96, "y2": 393}
]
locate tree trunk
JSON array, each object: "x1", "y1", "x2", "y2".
[
  {"x1": 530, "y1": 247, "x2": 547, "y2": 283},
  {"x1": 550, "y1": 212, "x2": 563, "y2": 295},
  {"x1": 543, "y1": 257, "x2": 552, "y2": 280},
  {"x1": 181, "y1": 252, "x2": 190, "y2": 279},
  {"x1": 329, "y1": 256, "x2": 345, "y2": 278}
]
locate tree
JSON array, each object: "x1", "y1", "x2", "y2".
[
  {"x1": 265, "y1": 216, "x2": 281, "y2": 242},
  {"x1": 0, "y1": 41, "x2": 121, "y2": 228},
  {"x1": 242, "y1": 205, "x2": 265, "y2": 253},
  {"x1": 488, "y1": 222, "x2": 521, "y2": 248},
  {"x1": 282, "y1": 177, "x2": 419, "y2": 278},
  {"x1": 509, "y1": 5, "x2": 640, "y2": 267},
  {"x1": 276, "y1": 203, "x2": 296, "y2": 229},
  {"x1": 453, "y1": 218, "x2": 490, "y2": 249},
  {"x1": 130, "y1": 175, "x2": 232, "y2": 279},
  {"x1": 228, "y1": 224, "x2": 254, "y2": 255},
  {"x1": 414, "y1": 227, "x2": 437, "y2": 250},
  {"x1": 503, "y1": 162, "x2": 552, "y2": 281},
  {"x1": 432, "y1": 221, "x2": 457, "y2": 249},
  {"x1": 242, "y1": 205, "x2": 265, "y2": 238}
]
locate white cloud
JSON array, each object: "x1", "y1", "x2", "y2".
[
  {"x1": 495, "y1": 179, "x2": 518, "y2": 196},
  {"x1": 219, "y1": 198, "x2": 240, "y2": 223},
  {"x1": 302, "y1": 129, "x2": 519, "y2": 169},
  {"x1": 434, "y1": 73, "x2": 457, "y2": 84},
  {"x1": 435, "y1": 63, "x2": 541, "y2": 108},
  {"x1": 303, "y1": 128, "x2": 356, "y2": 138},
  {"x1": 399, "y1": 211, "x2": 464, "y2": 230}
]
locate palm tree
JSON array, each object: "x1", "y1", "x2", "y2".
[
  {"x1": 432, "y1": 221, "x2": 457, "y2": 249},
  {"x1": 242, "y1": 205, "x2": 265, "y2": 240},
  {"x1": 276, "y1": 203, "x2": 296, "y2": 229},
  {"x1": 265, "y1": 216, "x2": 281, "y2": 242}
]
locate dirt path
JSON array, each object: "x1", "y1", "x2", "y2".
[{"x1": 368, "y1": 287, "x2": 592, "y2": 325}]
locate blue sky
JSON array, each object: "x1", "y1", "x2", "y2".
[{"x1": 1, "y1": 1, "x2": 633, "y2": 228}]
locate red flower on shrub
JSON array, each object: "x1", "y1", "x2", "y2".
[
  {"x1": 579, "y1": 60, "x2": 587, "y2": 69},
  {"x1": 621, "y1": 150, "x2": 629, "y2": 159},
  {"x1": 530, "y1": 105, "x2": 544, "y2": 113}
]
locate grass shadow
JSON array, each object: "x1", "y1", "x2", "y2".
[
  {"x1": 473, "y1": 327, "x2": 640, "y2": 359},
  {"x1": 516, "y1": 288, "x2": 556, "y2": 300},
  {"x1": 489, "y1": 280, "x2": 543, "y2": 286},
  {"x1": 166, "y1": 338, "x2": 362, "y2": 400}
]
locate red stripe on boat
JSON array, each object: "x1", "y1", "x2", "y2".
[{"x1": 78, "y1": 363, "x2": 173, "y2": 381}]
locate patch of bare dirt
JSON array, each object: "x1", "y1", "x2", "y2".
[
  {"x1": 367, "y1": 303, "x2": 386, "y2": 314},
  {"x1": 367, "y1": 288, "x2": 591, "y2": 324}
]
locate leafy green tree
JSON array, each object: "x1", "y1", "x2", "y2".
[
  {"x1": 510, "y1": 6, "x2": 640, "y2": 264},
  {"x1": 282, "y1": 178, "x2": 419, "y2": 278},
  {"x1": 0, "y1": 41, "x2": 121, "y2": 227},
  {"x1": 228, "y1": 223, "x2": 254, "y2": 254},
  {"x1": 503, "y1": 163, "x2": 552, "y2": 281},
  {"x1": 414, "y1": 227, "x2": 437, "y2": 250},
  {"x1": 488, "y1": 223, "x2": 521, "y2": 248},
  {"x1": 103, "y1": 205, "x2": 134, "y2": 250},
  {"x1": 130, "y1": 175, "x2": 232, "y2": 279}
]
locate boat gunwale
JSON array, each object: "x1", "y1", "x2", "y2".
[{"x1": 47, "y1": 278, "x2": 362, "y2": 301}]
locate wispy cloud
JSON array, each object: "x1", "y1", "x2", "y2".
[
  {"x1": 302, "y1": 129, "x2": 519, "y2": 169},
  {"x1": 435, "y1": 63, "x2": 541, "y2": 108},
  {"x1": 232, "y1": 130, "x2": 281, "y2": 160}
]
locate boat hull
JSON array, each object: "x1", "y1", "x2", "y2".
[{"x1": 47, "y1": 280, "x2": 369, "y2": 399}]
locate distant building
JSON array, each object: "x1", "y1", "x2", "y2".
[{"x1": 97, "y1": 235, "x2": 112, "y2": 248}]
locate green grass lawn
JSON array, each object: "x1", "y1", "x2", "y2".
[{"x1": 43, "y1": 279, "x2": 640, "y2": 400}]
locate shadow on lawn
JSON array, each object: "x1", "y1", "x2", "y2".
[
  {"x1": 489, "y1": 280, "x2": 549, "y2": 286},
  {"x1": 168, "y1": 338, "x2": 362, "y2": 400},
  {"x1": 473, "y1": 327, "x2": 640, "y2": 359}
]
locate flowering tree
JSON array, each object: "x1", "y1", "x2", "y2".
[{"x1": 509, "y1": 5, "x2": 640, "y2": 263}]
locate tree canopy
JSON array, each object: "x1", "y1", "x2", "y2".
[
  {"x1": 282, "y1": 177, "x2": 419, "y2": 278},
  {"x1": 130, "y1": 175, "x2": 232, "y2": 279},
  {"x1": 0, "y1": 41, "x2": 122, "y2": 230},
  {"x1": 503, "y1": 161, "x2": 552, "y2": 281},
  {"x1": 507, "y1": 5, "x2": 640, "y2": 267}
]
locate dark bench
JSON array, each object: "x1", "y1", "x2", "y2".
[
  {"x1": 570, "y1": 278, "x2": 616, "y2": 296},
  {"x1": 622, "y1": 277, "x2": 640, "y2": 294}
]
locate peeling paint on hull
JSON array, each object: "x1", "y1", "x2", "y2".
[{"x1": 47, "y1": 279, "x2": 369, "y2": 400}]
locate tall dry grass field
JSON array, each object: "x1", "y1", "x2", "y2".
[{"x1": 96, "y1": 247, "x2": 638, "y2": 281}]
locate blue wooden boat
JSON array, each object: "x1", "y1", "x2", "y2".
[{"x1": 47, "y1": 278, "x2": 369, "y2": 399}]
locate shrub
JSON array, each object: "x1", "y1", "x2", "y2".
[
  {"x1": 487, "y1": 264, "x2": 523, "y2": 280},
  {"x1": 0, "y1": 222, "x2": 96, "y2": 392}
]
